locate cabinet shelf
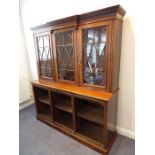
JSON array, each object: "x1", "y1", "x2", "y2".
[
  {"x1": 54, "y1": 109, "x2": 73, "y2": 130},
  {"x1": 39, "y1": 111, "x2": 52, "y2": 121},
  {"x1": 54, "y1": 99, "x2": 72, "y2": 113},
  {"x1": 34, "y1": 87, "x2": 50, "y2": 105},
  {"x1": 37, "y1": 95, "x2": 49, "y2": 105},
  {"x1": 52, "y1": 91, "x2": 72, "y2": 113},
  {"x1": 77, "y1": 105, "x2": 104, "y2": 125},
  {"x1": 78, "y1": 119, "x2": 104, "y2": 144},
  {"x1": 75, "y1": 98, "x2": 104, "y2": 126},
  {"x1": 37, "y1": 102, "x2": 52, "y2": 121}
]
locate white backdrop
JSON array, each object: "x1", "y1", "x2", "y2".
[{"x1": 19, "y1": 11, "x2": 32, "y2": 103}]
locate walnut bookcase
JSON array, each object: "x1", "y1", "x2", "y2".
[{"x1": 31, "y1": 5, "x2": 126, "y2": 155}]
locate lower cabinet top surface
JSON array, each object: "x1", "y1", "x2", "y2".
[{"x1": 32, "y1": 79, "x2": 113, "y2": 101}]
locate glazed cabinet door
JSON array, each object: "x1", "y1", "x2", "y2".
[
  {"x1": 78, "y1": 22, "x2": 112, "y2": 89},
  {"x1": 35, "y1": 32, "x2": 54, "y2": 79},
  {"x1": 53, "y1": 28, "x2": 76, "y2": 83}
]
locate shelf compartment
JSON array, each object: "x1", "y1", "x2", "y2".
[
  {"x1": 77, "y1": 118, "x2": 104, "y2": 144},
  {"x1": 75, "y1": 98, "x2": 104, "y2": 126},
  {"x1": 37, "y1": 95, "x2": 49, "y2": 105},
  {"x1": 37, "y1": 101, "x2": 52, "y2": 121},
  {"x1": 34, "y1": 87, "x2": 50, "y2": 105},
  {"x1": 54, "y1": 109, "x2": 73, "y2": 130},
  {"x1": 51, "y1": 91, "x2": 72, "y2": 113},
  {"x1": 54, "y1": 100, "x2": 72, "y2": 113}
]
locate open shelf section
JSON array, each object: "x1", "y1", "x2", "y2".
[
  {"x1": 77, "y1": 105, "x2": 104, "y2": 125},
  {"x1": 54, "y1": 100, "x2": 72, "y2": 113},
  {"x1": 54, "y1": 109, "x2": 73, "y2": 130},
  {"x1": 75, "y1": 98, "x2": 104, "y2": 126},
  {"x1": 51, "y1": 91, "x2": 72, "y2": 113},
  {"x1": 77, "y1": 118, "x2": 104, "y2": 145},
  {"x1": 34, "y1": 87, "x2": 50, "y2": 105},
  {"x1": 37, "y1": 102, "x2": 52, "y2": 121},
  {"x1": 37, "y1": 95, "x2": 49, "y2": 105}
]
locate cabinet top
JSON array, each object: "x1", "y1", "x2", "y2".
[
  {"x1": 32, "y1": 80, "x2": 113, "y2": 101},
  {"x1": 31, "y1": 5, "x2": 126, "y2": 32}
]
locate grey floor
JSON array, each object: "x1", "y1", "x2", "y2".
[{"x1": 19, "y1": 104, "x2": 135, "y2": 155}]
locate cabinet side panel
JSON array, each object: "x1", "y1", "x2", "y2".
[
  {"x1": 32, "y1": 85, "x2": 38, "y2": 114},
  {"x1": 107, "y1": 92, "x2": 118, "y2": 145},
  {"x1": 112, "y1": 20, "x2": 123, "y2": 92},
  {"x1": 33, "y1": 35, "x2": 41, "y2": 79}
]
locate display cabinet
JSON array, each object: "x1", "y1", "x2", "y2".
[{"x1": 31, "y1": 5, "x2": 126, "y2": 155}]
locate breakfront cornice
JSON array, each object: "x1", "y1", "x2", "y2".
[{"x1": 31, "y1": 5, "x2": 126, "y2": 33}]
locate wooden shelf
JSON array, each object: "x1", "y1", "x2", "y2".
[
  {"x1": 77, "y1": 105, "x2": 104, "y2": 125},
  {"x1": 37, "y1": 95, "x2": 49, "y2": 105},
  {"x1": 54, "y1": 99, "x2": 72, "y2": 113},
  {"x1": 78, "y1": 120, "x2": 104, "y2": 144},
  {"x1": 38, "y1": 109, "x2": 52, "y2": 121},
  {"x1": 54, "y1": 111, "x2": 73, "y2": 130}
]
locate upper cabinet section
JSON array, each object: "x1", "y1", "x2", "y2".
[
  {"x1": 35, "y1": 33, "x2": 53, "y2": 79},
  {"x1": 54, "y1": 29, "x2": 75, "y2": 82},
  {"x1": 31, "y1": 5, "x2": 126, "y2": 92}
]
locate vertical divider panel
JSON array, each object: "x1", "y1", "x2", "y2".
[
  {"x1": 50, "y1": 31, "x2": 56, "y2": 81},
  {"x1": 49, "y1": 90, "x2": 54, "y2": 122},
  {"x1": 73, "y1": 29, "x2": 78, "y2": 85},
  {"x1": 76, "y1": 28, "x2": 83, "y2": 86},
  {"x1": 71, "y1": 95, "x2": 76, "y2": 133},
  {"x1": 52, "y1": 31, "x2": 59, "y2": 82},
  {"x1": 103, "y1": 101, "x2": 108, "y2": 148}
]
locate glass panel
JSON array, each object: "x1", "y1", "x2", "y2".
[
  {"x1": 44, "y1": 36, "x2": 50, "y2": 47},
  {"x1": 83, "y1": 26, "x2": 107, "y2": 86},
  {"x1": 37, "y1": 34, "x2": 52, "y2": 78},
  {"x1": 55, "y1": 31, "x2": 74, "y2": 81},
  {"x1": 38, "y1": 37, "x2": 43, "y2": 47},
  {"x1": 64, "y1": 31, "x2": 72, "y2": 45}
]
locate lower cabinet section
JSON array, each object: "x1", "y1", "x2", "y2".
[{"x1": 33, "y1": 85, "x2": 117, "y2": 155}]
